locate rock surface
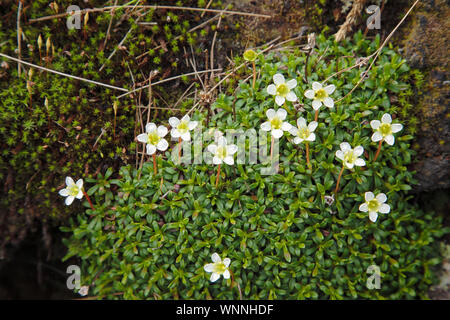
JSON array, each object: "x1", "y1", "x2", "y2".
[{"x1": 400, "y1": 0, "x2": 450, "y2": 192}]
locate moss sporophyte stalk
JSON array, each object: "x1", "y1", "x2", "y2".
[{"x1": 59, "y1": 32, "x2": 444, "y2": 299}]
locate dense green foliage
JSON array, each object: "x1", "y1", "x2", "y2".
[{"x1": 62, "y1": 33, "x2": 445, "y2": 299}]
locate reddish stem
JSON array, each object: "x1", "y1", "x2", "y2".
[
  {"x1": 373, "y1": 140, "x2": 382, "y2": 162},
  {"x1": 305, "y1": 142, "x2": 310, "y2": 167},
  {"x1": 334, "y1": 165, "x2": 345, "y2": 194},
  {"x1": 153, "y1": 153, "x2": 157, "y2": 175},
  {"x1": 314, "y1": 110, "x2": 319, "y2": 122},
  {"x1": 82, "y1": 189, "x2": 95, "y2": 211},
  {"x1": 215, "y1": 163, "x2": 221, "y2": 187}
]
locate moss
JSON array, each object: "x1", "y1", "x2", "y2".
[{"x1": 0, "y1": 0, "x2": 222, "y2": 246}]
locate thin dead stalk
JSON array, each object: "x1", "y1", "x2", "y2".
[{"x1": 0, "y1": 53, "x2": 129, "y2": 92}]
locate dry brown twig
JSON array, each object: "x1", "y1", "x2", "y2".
[
  {"x1": 0, "y1": 52, "x2": 129, "y2": 92},
  {"x1": 103, "y1": 0, "x2": 119, "y2": 50},
  {"x1": 28, "y1": 5, "x2": 272, "y2": 23},
  {"x1": 17, "y1": 1, "x2": 23, "y2": 78},
  {"x1": 335, "y1": 0, "x2": 367, "y2": 42}
]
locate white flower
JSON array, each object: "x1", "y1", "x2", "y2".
[
  {"x1": 304, "y1": 81, "x2": 336, "y2": 110},
  {"x1": 266, "y1": 73, "x2": 298, "y2": 106},
  {"x1": 289, "y1": 117, "x2": 318, "y2": 144},
  {"x1": 137, "y1": 123, "x2": 169, "y2": 155},
  {"x1": 260, "y1": 108, "x2": 292, "y2": 139},
  {"x1": 370, "y1": 113, "x2": 403, "y2": 146},
  {"x1": 203, "y1": 253, "x2": 231, "y2": 282},
  {"x1": 207, "y1": 136, "x2": 238, "y2": 165},
  {"x1": 335, "y1": 142, "x2": 366, "y2": 169},
  {"x1": 359, "y1": 192, "x2": 390, "y2": 222},
  {"x1": 78, "y1": 285, "x2": 89, "y2": 296},
  {"x1": 58, "y1": 177, "x2": 83, "y2": 206},
  {"x1": 169, "y1": 114, "x2": 198, "y2": 141}
]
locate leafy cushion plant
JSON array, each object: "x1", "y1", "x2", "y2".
[{"x1": 62, "y1": 32, "x2": 444, "y2": 299}]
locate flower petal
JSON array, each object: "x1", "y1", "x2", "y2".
[
  {"x1": 273, "y1": 73, "x2": 285, "y2": 85},
  {"x1": 324, "y1": 84, "x2": 336, "y2": 94},
  {"x1": 276, "y1": 108, "x2": 287, "y2": 120},
  {"x1": 354, "y1": 146, "x2": 364, "y2": 157},
  {"x1": 210, "y1": 272, "x2": 220, "y2": 282},
  {"x1": 211, "y1": 253, "x2": 221, "y2": 263},
  {"x1": 381, "y1": 113, "x2": 392, "y2": 124},
  {"x1": 281, "y1": 122, "x2": 292, "y2": 131},
  {"x1": 157, "y1": 125, "x2": 168, "y2": 137},
  {"x1": 157, "y1": 139, "x2": 168, "y2": 151},
  {"x1": 340, "y1": 142, "x2": 351, "y2": 151},
  {"x1": 76, "y1": 179, "x2": 83, "y2": 189},
  {"x1": 275, "y1": 95, "x2": 285, "y2": 106},
  {"x1": 293, "y1": 137, "x2": 302, "y2": 144},
  {"x1": 224, "y1": 155, "x2": 234, "y2": 165},
  {"x1": 335, "y1": 150, "x2": 344, "y2": 160},
  {"x1": 267, "y1": 84, "x2": 276, "y2": 95},
  {"x1": 66, "y1": 176, "x2": 75, "y2": 187},
  {"x1": 385, "y1": 134, "x2": 395, "y2": 145},
  {"x1": 223, "y1": 269, "x2": 230, "y2": 279},
  {"x1": 76, "y1": 190, "x2": 83, "y2": 199},
  {"x1": 312, "y1": 81, "x2": 322, "y2": 91},
  {"x1": 145, "y1": 123, "x2": 157, "y2": 133},
  {"x1": 59, "y1": 188, "x2": 69, "y2": 197},
  {"x1": 261, "y1": 121, "x2": 271, "y2": 131},
  {"x1": 286, "y1": 79, "x2": 297, "y2": 89},
  {"x1": 146, "y1": 144, "x2": 157, "y2": 155},
  {"x1": 204, "y1": 263, "x2": 214, "y2": 272},
  {"x1": 379, "y1": 203, "x2": 391, "y2": 214},
  {"x1": 169, "y1": 117, "x2": 180, "y2": 127},
  {"x1": 171, "y1": 129, "x2": 181, "y2": 138},
  {"x1": 306, "y1": 133, "x2": 316, "y2": 141},
  {"x1": 391, "y1": 123, "x2": 403, "y2": 133},
  {"x1": 266, "y1": 109, "x2": 276, "y2": 120},
  {"x1": 369, "y1": 211, "x2": 378, "y2": 222},
  {"x1": 345, "y1": 161, "x2": 354, "y2": 169},
  {"x1": 323, "y1": 97, "x2": 334, "y2": 108},
  {"x1": 286, "y1": 91, "x2": 297, "y2": 102},
  {"x1": 370, "y1": 120, "x2": 381, "y2": 130},
  {"x1": 223, "y1": 258, "x2": 231, "y2": 267},
  {"x1": 308, "y1": 121, "x2": 318, "y2": 132},
  {"x1": 180, "y1": 131, "x2": 191, "y2": 142},
  {"x1": 359, "y1": 203, "x2": 369, "y2": 212},
  {"x1": 272, "y1": 129, "x2": 283, "y2": 139},
  {"x1": 312, "y1": 99, "x2": 322, "y2": 110},
  {"x1": 207, "y1": 144, "x2": 217, "y2": 154},
  {"x1": 137, "y1": 133, "x2": 148, "y2": 143},
  {"x1": 65, "y1": 196, "x2": 75, "y2": 206},
  {"x1": 297, "y1": 117, "x2": 306, "y2": 128},
  {"x1": 376, "y1": 193, "x2": 387, "y2": 203},
  {"x1": 213, "y1": 156, "x2": 222, "y2": 165},
  {"x1": 371, "y1": 131, "x2": 383, "y2": 142},
  {"x1": 289, "y1": 127, "x2": 298, "y2": 136},
  {"x1": 181, "y1": 114, "x2": 190, "y2": 123},
  {"x1": 365, "y1": 192, "x2": 375, "y2": 201},
  {"x1": 188, "y1": 121, "x2": 199, "y2": 130},
  {"x1": 304, "y1": 89, "x2": 315, "y2": 99},
  {"x1": 355, "y1": 158, "x2": 366, "y2": 166}
]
